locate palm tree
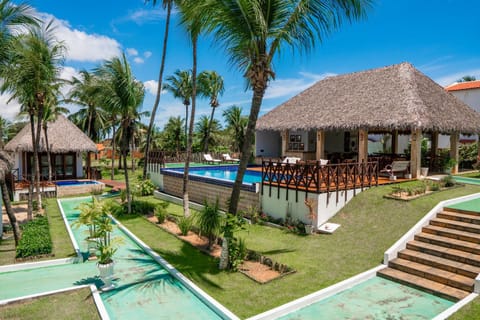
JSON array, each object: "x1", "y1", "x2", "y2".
[
  {"x1": 95, "y1": 54, "x2": 145, "y2": 214},
  {"x1": 0, "y1": 116, "x2": 11, "y2": 148},
  {"x1": 197, "y1": 70, "x2": 224, "y2": 152},
  {"x1": 222, "y1": 105, "x2": 248, "y2": 153},
  {"x1": 0, "y1": 0, "x2": 39, "y2": 64},
  {"x1": 67, "y1": 70, "x2": 107, "y2": 142},
  {"x1": 0, "y1": 20, "x2": 66, "y2": 216},
  {"x1": 162, "y1": 116, "x2": 184, "y2": 157},
  {"x1": 0, "y1": 151, "x2": 20, "y2": 246},
  {"x1": 198, "y1": 0, "x2": 371, "y2": 214},
  {"x1": 163, "y1": 69, "x2": 193, "y2": 148},
  {"x1": 195, "y1": 115, "x2": 221, "y2": 151},
  {"x1": 143, "y1": 0, "x2": 176, "y2": 180}
]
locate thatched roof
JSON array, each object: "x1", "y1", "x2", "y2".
[
  {"x1": 4, "y1": 115, "x2": 97, "y2": 153},
  {"x1": 0, "y1": 151, "x2": 14, "y2": 180},
  {"x1": 256, "y1": 62, "x2": 480, "y2": 133}
]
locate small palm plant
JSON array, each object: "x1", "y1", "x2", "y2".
[
  {"x1": 197, "y1": 198, "x2": 222, "y2": 251},
  {"x1": 72, "y1": 196, "x2": 103, "y2": 257}
]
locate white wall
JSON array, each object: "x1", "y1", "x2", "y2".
[
  {"x1": 261, "y1": 188, "x2": 363, "y2": 227},
  {"x1": 450, "y1": 88, "x2": 480, "y2": 143},
  {"x1": 255, "y1": 131, "x2": 281, "y2": 157}
]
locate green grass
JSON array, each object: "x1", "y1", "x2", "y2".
[
  {"x1": 118, "y1": 182, "x2": 480, "y2": 318},
  {"x1": 0, "y1": 287, "x2": 100, "y2": 320},
  {"x1": 448, "y1": 296, "x2": 480, "y2": 319},
  {"x1": 456, "y1": 171, "x2": 480, "y2": 178},
  {"x1": 0, "y1": 236, "x2": 16, "y2": 265},
  {"x1": 44, "y1": 198, "x2": 76, "y2": 259}
]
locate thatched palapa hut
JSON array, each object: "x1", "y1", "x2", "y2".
[
  {"x1": 255, "y1": 62, "x2": 480, "y2": 177},
  {"x1": 4, "y1": 115, "x2": 97, "y2": 180}
]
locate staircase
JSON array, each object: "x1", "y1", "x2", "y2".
[{"x1": 378, "y1": 207, "x2": 480, "y2": 301}]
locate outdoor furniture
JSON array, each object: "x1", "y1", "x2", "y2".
[
  {"x1": 222, "y1": 153, "x2": 240, "y2": 163},
  {"x1": 203, "y1": 153, "x2": 222, "y2": 164},
  {"x1": 380, "y1": 160, "x2": 410, "y2": 178}
]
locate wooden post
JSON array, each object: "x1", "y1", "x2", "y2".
[
  {"x1": 358, "y1": 129, "x2": 368, "y2": 162},
  {"x1": 410, "y1": 129, "x2": 422, "y2": 178},
  {"x1": 392, "y1": 130, "x2": 398, "y2": 154},
  {"x1": 430, "y1": 132, "x2": 438, "y2": 159},
  {"x1": 281, "y1": 130, "x2": 288, "y2": 158},
  {"x1": 316, "y1": 130, "x2": 325, "y2": 160},
  {"x1": 450, "y1": 132, "x2": 459, "y2": 174}
]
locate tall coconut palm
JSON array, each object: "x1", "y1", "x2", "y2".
[
  {"x1": 0, "y1": 20, "x2": 66, "y2": 216},
  {"x1": 0, "y1": 116, "x2": 11, "y2": 148},
  {"x1": 195, "y1": 115, "x2": 221, "y2": 151},
  {"x1": 197, "y1": 70, "x2": 224, "y2": 153},
  {"x1": 222, "y1": 105, "x2": 248, "y2": 153},
  {"x1": 143, "y1": 0, "x2": 176, "y2": 180},
  {"x1": 67, "y1": 70, "x2": 107, "y2": 142},
  {"x1": 162, "y1": 116, "x2": 184, "y2": 157},
  {"x1": 0, "y1": 0, "x2": 39, "y2": 64},
  {"x1": 163, "y1": 69, "x2": 193, "y2": 148},
  {"x1": 198, "y1": 0, "x2": 372, "y2": 214},
  {"x1": 95, "y1": 54, "x2": 145, "y2": 214},
  {"x1": 0, "y1": 151, "x2": 20, "y2": 246}
]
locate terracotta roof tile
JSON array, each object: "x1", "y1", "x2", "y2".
[{"x1": 445, "y1": 80, "x2": 480, "y2": 91}]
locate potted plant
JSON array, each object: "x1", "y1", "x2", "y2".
[
  {"x1": 94, "y1": 210, "x2": 119, "y2": 291},
  {"x1": 444, "y1": 158, "x2": 457, "y2": 174},
  {"x1": 72, "y1": 197, "x2": 102, "y2": 260},
  {"x1": 304, "y1": 198, "x2": 317, "y2": 234}
]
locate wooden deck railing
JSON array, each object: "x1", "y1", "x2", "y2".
[{"x1": 261, "y1": 160, "x2": 379, "y2": 204}]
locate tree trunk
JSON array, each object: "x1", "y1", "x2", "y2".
[
  {"x1": 43, "y1": 124, "x2": 52, "y2": 181},
  {"x1": 182, "y1": 35, "x2": 197, "y2": 218},
  {"x1": 143, "y1": 1, "x2": 172, "y2": 180},
  {"x1": 228, "y1": 87, "x2": 265, "y2": 215},
  {"x1": 123, "y1": 149, "x2": 131, "y2": 214},
  {"x1": 219, "y1": 237, "x2": 229, "y2": 270},
  {"x1": 110, "y1": 126, "x2": 116, "y2": 180},
  {"x1": 1, "y1": 179, "x2": 20, "y2": 246},
  {"x1": 28, "y1": 113, "x2": 37, "y2": 218},
  {"x1": 131, "y1": 140, "x2": 135, "y2": 172},
  {"x1": 203, "y1": 107, "x2": 216, "y2": 153},
  {"x1": 34, "y1": 106, "x2": 43, "y2": 211}
]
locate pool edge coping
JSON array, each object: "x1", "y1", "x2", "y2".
[{"x1": 432, "y1": 292, "x2": 479, "y2": 320}]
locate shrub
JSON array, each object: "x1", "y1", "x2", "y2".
[
  {"x1": 197, "y1": 199, "x2": 222, "y2": 250},
  {"x1": 16, "y1": 216, "x2": 52, "y2": 258},
  {"x1": 137, "y1": 179, "x2": 156, "y2": 196},
  {"x1": 177, "y1": 216, "x2": 193, "y2": 236},
  {"x1": 441, "y1": 175, "x2": 456, "y2": 188},
  {"x1": 155, "y1": 202, "x2": 169, "y2": 224},
  {"x1": 128, "y1": 200, "x2": 157, "y2": 216},
  {"x1": 228, "y1": 237, "x2": 247, "y2": 271}
]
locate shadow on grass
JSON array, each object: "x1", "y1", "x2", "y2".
[
  {"x1": 149, "y1": 242, "x2": 225, "y2": 290},
  {"x1": 260, "y1": 248, "x2": 296, "y2": 255}
]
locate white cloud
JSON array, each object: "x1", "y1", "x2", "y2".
[
  {"x1": 126, "y1": 48, "x2": 138, "y2": 56},
  {"x1": 0, "y1": 94, "x2": 21, "y2": 121},
  {"x1": 40, "y1": 13, "x2": 122, "y2": 62},
  {"x1": 264, "y1": 72, "x2": 336, "y2": 99},
  {"x1": 144, "y1": 51, "x2": 152, "y2": 58},
  {"x1": 144, "y1": 80, "x2": 158, "y2": 95},
  {"x1": 127, "y1": 8, "x2": 178, "y2": 25},
  {"x1": 133, "y1": 57, "x2": 144, "y2": 64},
  {"x1": 434, "y1": 69, "x2": 480, "y2": 87}
]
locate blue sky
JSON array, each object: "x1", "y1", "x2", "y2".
[{"x1": 4, "y1": 0, "x2": 480, "y2": 129}]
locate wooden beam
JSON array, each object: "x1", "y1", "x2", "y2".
[
  {"x1": 316, "y1": 130, "x2": 325, "y2": 160},
  {"x1": 410, "y1": 129, "x2": 422, "y2": 178},
  {"x1": 450, "y1": 132, "x2": 459, "y2": 174},
  {"x1": 281, "y1": 130, "x2": 288, "y2": 158},
  {"x1": 358, "y1": 129, "x2": 368, "y2": 162},
  {"x1": 431, "y1": 131, "x2": 439, "y2": 159},
  {"x1": 392, "y1": 130, "x2": 398, "y2": 154}
]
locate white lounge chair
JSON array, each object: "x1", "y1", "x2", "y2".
[
  {"x1": 203, "y1": 153, "x2": 222, "y2": 164},
  {"x1": 222, "y1": 153, "x2": 240, "y2": 163},
  {"x1": 380, "y1": 160, "x2": 410, "y2": 178},
  {"x1": 282, "y1": 157, "x2": 301, "y2": 164}
]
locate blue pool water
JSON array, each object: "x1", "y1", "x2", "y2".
[
  {"x1": 167, "y1": 166, "x2": 262, "y2": 184},
  {"x1": 55, "y1": 180, "x2": 100, "y2": 186}
]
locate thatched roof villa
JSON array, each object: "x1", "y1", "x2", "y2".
[
  {"x1": 255, "y1": 62, "x2": 480, "y2": 178},
  {"x1": 4, "y1": 115, "x2": 97, "y2": 180}
]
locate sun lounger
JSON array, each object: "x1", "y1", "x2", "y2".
[
  {"x1": 222, "y1": 153, "x2": 240, "y2": 163},
  {"x1": 380, "y1": 160, "x2": 410, "y2": 178},
  {"x1": 203, "y1": 153, "x2": 222, "y2": 164}
]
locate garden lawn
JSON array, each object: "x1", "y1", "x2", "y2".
[
  {"x1": 44, "y1": 198, "x2": 76, "y2": 259},
  {"x1": 118, "y1": 182, "x2": 480, "y2": 319},
  {"x1": 0, "y1": 287, "x2": 100, "y2": 320},
  {"x1": 449, "y1": 296, "x2": 480, "y2": 320}
]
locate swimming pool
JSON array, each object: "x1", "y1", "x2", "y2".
[
  {"x1": 162, "y1": 165, "x2": 262, "y2": 185},
  {"x1": 55, "y1": 180, "x2": 101, "y2": 186}
]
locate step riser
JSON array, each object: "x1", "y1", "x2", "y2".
[
  {"x1": 414, "y1": 234, "x2": 480, "y2": 255},
  {"x1": 443, "y1": 208, "x2": 480, "y2": 217},
  {"x1": 406, "y1": 243, "x2": 480, "y2": 267},
  {"x1": 437, "y1": 213, "x2": 480, "y2": 225},
  {"x1": 397, "y1": 251, "x2": 478, "y2": 278},
  {"x1": 430, "y1": 220, "x2": 480, "y2": 234},
  {"x1": 388, "y1": 261, "x2": 473, "y2": 292},
  {"x1": 377, "y1": 271, "x2": 459, "y2": 302},
  {"x1": 422, "y1": 227, "x2": 480, "y2": 244}
]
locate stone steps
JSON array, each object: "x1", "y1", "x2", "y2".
[{"x1": 378, "y1": 207, "x2": 480, "y2": 301}]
